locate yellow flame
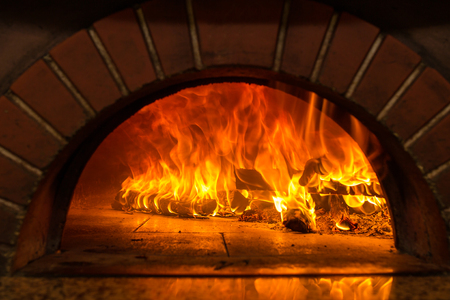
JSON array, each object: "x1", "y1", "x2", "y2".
[{"x1": 115, "y1": 83, "x2": 385, "y2": 220}]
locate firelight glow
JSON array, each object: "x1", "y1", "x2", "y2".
[{"x1": 116, "y1": 83, "x2": 386, "y2": 227}]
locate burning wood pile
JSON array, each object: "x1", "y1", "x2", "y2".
[
  {"x1": 112, "y1": 166, "x2": 391, "y2": 236},
  {"x1": 108, "y1": 83, "x2": 390, "y2": 236}
]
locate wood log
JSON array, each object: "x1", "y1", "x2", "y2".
[
  {"x1": 112, "y1": 190, "x2": 158, "y2": 213},
  {"x1": 307, "y1": 182, "x2": 384, "y2": 198},
  {"x1": 111, "y1": 190, "x2": 140, "y2": 211},
  {"x1": 162, "y1": 199, "x2": 188, "y2": 215},
  {"x1": 216, "y1": 190, "x2": 250, "y2": 214},
  {"x1": 311, "y1": 194, "x2": 330, "y2": 211},
  {"x1": 298, "y1": 157, "x2": 384, "y2": 198},
  {"x1": 299, "y1": 158, "x2": 327, "y2": 186},
  {"x1": 113, "y1": 189, "x2": 220, "y2": 216},
  {"x1": 230, "y1": 190, "x2": 250, "y2": 214},
  {"x1": 158, "y1": 197, "x2": 219, "y2": 216},
  {"x1": 193, "y1": 198, "x2": 217, "y2": 215},
  {"x1": 283, "y1": 209, "x2": 312, "y2": 233},
  {"x1": 329, "y1": 195, "x2": 349, "y2": 223}
]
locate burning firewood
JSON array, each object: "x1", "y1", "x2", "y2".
[
  {"x1": 194, "y1": 198, "x2": 218, "y2": 215},
  {"x1": 112, "y1": 190, "x2": 217, "y2": 217},
  {"x1": 159, "y1": 198, "x2": 185, "y2": 215},
  {"x1": 299, "y1": 157, "x2": 384, "y2": 198},
  {"x1": 216, "y1": 190, "x2": 250, "y2": 214},
  {"x1": 307, "y1": 182, "x2": 384, "y2": 198},
  {"x1": 112, "y1": 191, "x2": 161, "y2": 213},
  {"x1": 329, "y1": 195, "x2": 349, "y2": 223},
  {"x1": 229, "y1": 190, "x2": 250, "y2": 214},
  {"x1": 299, "y1": 158, "x2": 327, "y2": 186},
  {"x1": 158, "y1": 197, "x2": 218, "y2": 216},
  {"x1": 111, "y1": 190, "x2": 140, "y2": 211},
  {"x1": 282, "y1": 209, "x2": 314, "y2": 233},
  {"x1": 311, "y1": 194, "x2": 330, "y2": 211}
]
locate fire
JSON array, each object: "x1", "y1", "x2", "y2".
[
  {"x1": 115, "y1": 83, "x2": 386, "y2": 227},
  {"x1": 254, "y1": 277, "x2": 393, "y2": 300},
  {"x1": 149, "y1": 276, "x2": 393, "y2": 299}
]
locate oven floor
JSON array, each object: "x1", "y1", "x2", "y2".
[{"x1": 19, "y1": 208, "x2": 446, "y2": 276}]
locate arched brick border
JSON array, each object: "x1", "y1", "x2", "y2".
[{"x1": 1, "y1": 0, "x2": 450, "y2": 274}]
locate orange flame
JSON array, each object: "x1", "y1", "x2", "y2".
[
  {"x1": 116, "y1": 83, "x2": 385, "y2": 223},
  {"x1": 254, "y1": 277, "x2": 393, "y2": 300},
  {"x1": 136, "y1": 276, "x2": 393, "y2": 299}
]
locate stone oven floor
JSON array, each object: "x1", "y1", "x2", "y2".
[
  {"x1": 18, "y1": 207, "x2": 446, "y2": 277},
  {"x1": 7, "y1": 207, "x2": 450, "y2": 299}
]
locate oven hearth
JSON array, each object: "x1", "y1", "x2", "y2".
[{"x1": 19, "y1": 207, "x2": 437, "y2": 277}]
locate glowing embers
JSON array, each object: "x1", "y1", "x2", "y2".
[{"x1": 111, "y1": 83, "x2": 388, "y2": 233}]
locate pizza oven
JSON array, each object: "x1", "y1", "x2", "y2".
[{"x1": 1, "y1": 0, "x2": 450, "y2": 297}]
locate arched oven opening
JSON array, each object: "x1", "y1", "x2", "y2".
[
  {"x1": 2, "y1": 2, "x2": 449, "y2": 297},
  {"x1": 15, "y1": 72, "x2": 447, "y2": 279}
]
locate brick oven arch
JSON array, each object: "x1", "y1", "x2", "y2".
[{"x1": 1, "y1": 0, "x2": 450, "y2": 275}]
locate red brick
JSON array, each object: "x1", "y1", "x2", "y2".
[
  {"x1": 0, "y1": 156, "x2": 38, "y2": 206},
  {"x1": 12, "y1": 172, "x2": 55, "y2": 272},
  {"x1": 282, "y1": 0, "x2": 333, "y2": 78},
  {"x1": 193, "y1": 0, "x2": 283, "y2": 68},
  {"x1": 0, "y1": 247, "x2": 11, "y2": 275},
  {"x1": 434, "y1": 167, "x2": 450, "y2": 209},
  {"x1": 0, "y1": 96, "x2": 61, "y2": 169},
  {"x1": 412, "y1": 114, "x2": 450, "y2": 173},
  {"x1": 385, "y1": 68, "x2": 450, "y2": 141},
  {"x1": 0, "y1": 201, "x2": 22, "y2": 245},
  {"x1": 10, "y1": 60, "x2": 87, "y2": 137},
  {"x1": 94, "y1": 8, "x2": 156, "y2": 91},
  {"x1": 50, "y1": 30, "x2": 122, "y2": 112},
  {"x1": 319, "y1": 13, "x2": 379, "y2": 93},
  {"x1": 353, "y1": 35, "x2": 421, "y2": 115},
  {"x1": 142, "y1": 0, "x2": 194, "y2": 75}
]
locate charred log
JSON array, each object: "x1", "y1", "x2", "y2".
[
  {"x1": 311, "y1": 194, "x2": 330, "y2": 211},
  {"x1": 329, "y1": 195, "x2": 349, "y2": 223},
  {"x1": 283, "y1": 209, "x2": 313, "y2": 233},
  {"x1": 163, "y1": 199, "x2": 188, "y2": 215},
  {"x1": 230, "y1": 190, "x2": 249, "y2": 214},
  {"x1": 111, "y1": 190, "x2": 139, "y2": 211},
  {"x1": 113, "y1": 189, "x2": 220, "y2": 217},
  {"x1": 193, "y1": 199, "x2": 217, "y2": 215},
  {"x1": 299, "y1": 158, "x2": 328, "y2": 186},
  {"x1": 308, "y1": 182, "x2": 384, "y2": 198},
  {"x1": 299, "y1": 157, "x2": 384, "y2": 198},
  {"x1": 283, "y1": 218, "x2": 309, "y2": 233}
]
